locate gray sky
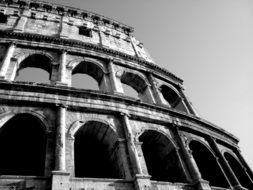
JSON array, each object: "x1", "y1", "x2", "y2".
[{"x1": 46, "y1": 0, "x2": 253, "y2": 169}]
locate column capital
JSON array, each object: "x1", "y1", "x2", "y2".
[
  {"x1": 56, "y1": 103, "x2": 68, "y2": 108},
  {"x1": 107, "y1": 57, "x2": 115, "y2": 63},
  {"x1": 60, "y1": 49, "x2": 68, "y2": 54},
  {"x1": 8, "y1": 41, "x2": 16, "y2": 47},
  {"x1": 120, "y1": 111, "x2": 130, "y2": 118},
  {"x1": 172, "y1": 118, "x2": 182, "y2": 127}
]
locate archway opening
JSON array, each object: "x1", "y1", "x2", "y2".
[
  {"x1": 15, "y1": 54, "x2": 51, "y2": 84},
  {"x1": 121, "y1": 72, "x2": 147, "y2": 101},
  {"x1": 0, "y1": 113, "x2": 46, "y2": 176},
  {"x1": 224, "y1": 152, "x2": 253, "y2": 189},
  {"x1": 189, "y1": 141, "x2": 229, "y2": 188},
  {"x1": 160, "y1": 85, "x2": 188, "y2": 113},
  {"x1": 139, "y1": 130, "x2": 187, "y2": 182},
  {"x1": 74, "y1": 121, "x2": 123, "y2": 179},
  {"x1": 122, "y1": 83, "x2": 139, "y2": 99},
  {"x1": 72, "y1": 61, "x2": 104, "y2": 90},
  {"x1": 16, "y1": 68, "x2": 50, "y2": 84},
  {"x1": 72, "y1": 74, "x2": 99, "y2": 90}
]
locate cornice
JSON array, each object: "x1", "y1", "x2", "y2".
[
  {"x1": 0, "y1": 0, "x2": 134, "y2": 33},
  {"x1": 0, "y1": 80, "x2": 238, "y2": 144},
  {"x1": 0, "y1": 31, "x2": 184, "y2": 84}
]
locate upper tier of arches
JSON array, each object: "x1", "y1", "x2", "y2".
[{"x1": 2, "y1": 51, "x2": 196, "y2": 115}]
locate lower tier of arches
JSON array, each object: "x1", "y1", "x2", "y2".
[{"x1": 0, "y1": 108, "x2": 251, "y2": 190}]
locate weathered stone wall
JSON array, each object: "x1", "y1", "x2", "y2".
[{"x1": 0, "y1": 1, "x2": 252, "y2": 190}]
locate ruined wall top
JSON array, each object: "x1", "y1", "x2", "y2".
[{"x1": 0, "y1": 0, "x2": 157, "y2": 64}]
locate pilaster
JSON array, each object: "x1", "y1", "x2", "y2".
[
  {"x1": 108, "y1": 58, "x2": 124, "y2": 93},
  {"x1": 54, "y1": 104, "x2": 67, "y2": 171},
  {"x1": 13, "y1": 9, "x2": 30, "y2": 33},
  {"x1": 117, "y1": 138, "x2": 132, "y2": 179},
  {"x1": 147, "y1": 72, "x2": 164, "y2": 105},
  {"x1": 0, "y1": 43, "x2": 16, "y2": 80},
  {"x1": 235, "y1": 149, "x2": 253, "y2": 181},
  {"x1": 174, "y1": 127, "x2": 211, "y2": 190},
  {"x1": 120, "y1": 112, "x2": 152, "y2": 190},
  {"x1": 56, "y1": 50, "x2": 68, "y2": 86},
  {"x1": 207, "y1": 137, "x2": 246, "y2": 190},
  {"x1": 52, "y1": 104, "x2": 70, "y2": 190}
]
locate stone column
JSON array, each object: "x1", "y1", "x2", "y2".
[
  {"x1": 207, "y1": 137, "x2": 245, "y2": 190},
  {"x1": 0, "y1": 43, "x2": 16, "y2": 80},
  {"x1": 117, "y1": 138, "x2": 132, "y2": 179},
  {"x1": 52, "y1": 104, "x2": 70, "y2": 190},
  {"x1": 120, "y1": 112, "x2": 152, "y2": 190},
  {"x1": 55, "y1": 104, "x2": 67, "y2": 171},
  {"x1": 59, "y1": 15, "x2": 69, "y2": 39},
  {"x1": 147, "y1": 73, "x2": 164, "y2": 105},
  {"x1": 174, "y1": 127, "x2": 211, "y2": 190},
  {"x1": 121, "y1": 112, "x2": 143, "y2": 175},
  {"x1": 108, "y1": 58, "x2": 123, "y2": 93},
  {"x1": 235, "y1": 149, "x2": 253, "y2": 181},
  {"x1": 56, "y1": 50, "x2": 68, "y2": 86}
]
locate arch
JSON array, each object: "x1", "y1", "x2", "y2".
[
  {"x1": 15, "y1": 53, "x2": 53, "y2": 83},
  {"x1": 68, "y1": 118, "x2": 116, "y2": 138},
  {"x1": 189, "y1": 140, "x2": 229, "y2": 188},
  {"x1": 160, "y1": 84, "x2": 188, "y2": 113},
  {"x1": 138, "y1": 129, "x2": 187, "y2": 182},
  {"x1": 13, "y1": 51, "x2": 56, "y2": 67},
  {"x1": 224, "y1": 152, "x2": 253, "y2": 189},
  {"x1": 74, "y1": 120, "x2": 124, "y2": 179},
  {"x1": 121, "y1": 71, "x2": 148, "y2": 93},
  {"x1": 0, "y1": 110, "x2": 49, "y2": 133},
  {"x1": 68, "y1": 58, "x2": 106, "y2": 73},
  {"x1": 0, "y1": 113, "x2": 47, "y2": 176},
  {"x1": 70, "y1": 58, "x2": 106, "y2": 89}
]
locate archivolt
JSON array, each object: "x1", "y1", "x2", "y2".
[
  {"x1": 13, "y1": 51, "x2": 56, "y2": 67},
  {"x1": 0, "y1": 110, "x2": 49, "y2": 133},
  {"x1": 137, "y1": 128, "x2": 178, "y2": 149},
  {"x1": 67, "y1": 57, "x2": 106, "y2": 73},
  {"x1": 68, "y1": 118, "x2": 117, "y2": 138}
]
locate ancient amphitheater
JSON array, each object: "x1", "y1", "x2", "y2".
[{"x1": 0, "y1": 0, "x2": 252, "y2": 190}]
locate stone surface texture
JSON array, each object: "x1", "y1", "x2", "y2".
[{"x1": 0, "y1": 1, "x2": 252, "y2": 190}]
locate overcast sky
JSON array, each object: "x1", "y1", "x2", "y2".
[{"x1": 46, "y1": 0, "x2": 253, "y2": 169}]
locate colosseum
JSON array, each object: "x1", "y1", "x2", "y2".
[{"x1": 0, "y1": 0, "x2": 252, "y2": 190}]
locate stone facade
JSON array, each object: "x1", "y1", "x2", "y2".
[{"x1": 0, "y1": 0, "x2": 252, "y2": 190}]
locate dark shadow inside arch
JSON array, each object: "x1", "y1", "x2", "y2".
[
  {"x1": 160, "y1": 85, "x2": 188, "y2": 113},
  {"x1": 139, "y1": 130, "x2": 187, "y2": 182},
  {"x1": 224, "y1": 152, "x2": 253, "y2": 189},
  {"x1": 0, "y1": 114, "x2": 46, "y2": 176},
  {"x1": 189, "y1": 141, "x2": 229, "y2": 188},
  {"x1": 0, "y1": 12, "x2": 7, "y2": 23},
  {"x1": 15, "y1": 54, "x2": 51, "y2": 84},
  {"x1": 72, "y1": 61, "x2": 104, "y2": 90},
  {"x1": 74, "y1": 121, "x2": 123, "y2": 179}
]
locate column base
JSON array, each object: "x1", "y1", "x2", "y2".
[
  {"x1": 54, "y1": 81, "x2": 68, "y2": 86},
  {"x1": 134, "y1": 174, "x2": 152, "y2": 190},
  {"x1": 233, "y1": 185, "x2": 248, "y2": 190},
  {"x1": 193, "y1": 179, "x2": 211, "y2": 190},
  {"x1": 51, "y1": 171, "x2": 70, "y2": 190}
]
